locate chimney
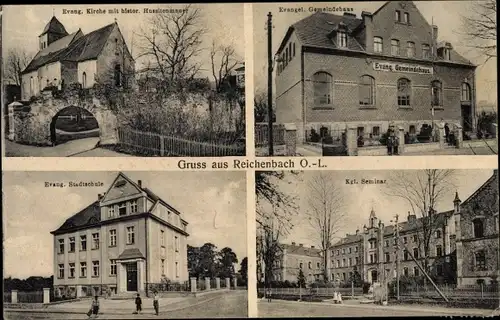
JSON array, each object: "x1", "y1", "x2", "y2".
[
  {"x1": 343, "y1": 12, "x2": 356, "y2": 18},
  {"x1": 292, "y1": 242, "x2": 296, "y2": 246},
  {"x1": 299, "y1": 243, "x2": 303, "y2": 247},
  {"x1": 138, "y1": 180, "x2": 142, "y2": 188},
  {"x1": 361, "y1": 11, "x2": 373, "y2": 53},
  {"x1": 98, "y1": 194, "x2": 103, "y2": 201},
  {"x1": 407, "y1": 211, "x2": 417, "y2": 223}
]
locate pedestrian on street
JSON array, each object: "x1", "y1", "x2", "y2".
[
  {"x1": 266, "y1": 287, "x2": 272, "y2": 302},
  {"x1": 135, "y1": 293, "x2": 142, "y2": 314},
  {"x1": 87, "y1": 295, "x2": 99, "y2": 319},
  {"x1": 153, "y1": 291, "x2": 159, "y2": 316}
]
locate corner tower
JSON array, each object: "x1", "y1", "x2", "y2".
[{"x1": 39, "y1": 16, "x2": 68, "y2": 50}]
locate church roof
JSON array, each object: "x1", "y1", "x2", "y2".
[
  {"x1": 23, "y1": 22, "x2": 117, "y2": 74},
  {"x1": 40, "y1": 16, "x2": 68, "y2": 37}
]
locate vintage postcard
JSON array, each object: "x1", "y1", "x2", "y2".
[
  {"x1": 2, "y1": 4, "x2": 245, "y2": 157},
  {"x1": 253, "y1": 1, "x2": 497, "y2": 157},
  {"x1": 3, "y1": 171, "x2": 248, "y2": 318},
  {"x1": 256, "y1": 169, "x2": 499, "y2": 317}
]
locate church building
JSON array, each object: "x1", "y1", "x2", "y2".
[{"x1": 21, "y1": 16, "x2": 135, "y2": 100}]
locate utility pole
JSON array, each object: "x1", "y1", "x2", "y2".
[
  {"x1": 394, "y1": 214, "x2": 400, "y2": 301},
  {"x1": 267, "y1": 12, "x2": 274, "y2": 156}
]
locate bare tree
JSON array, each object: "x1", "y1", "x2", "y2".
[
  {"x1": 135, "y1": 5, "x2": 205, "y2": 85},
  {"x1": 4, "y1": 48, "x2": 32, "y2": 86},
  {"x1": 385, "y1": 170, "x2": 456, "y2": 273},
  {"x1": 210, "y1": 41, "x2": 240, "y2": 93},
  {"x1": 460, "y1": 0, "x2": 496, "y2": 63},
  {"x1": 305, "y1": 172, "x2": 346, "y2": 281}
]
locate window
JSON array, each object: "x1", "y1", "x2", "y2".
[
  {"x1": 461, "y1": 83, "x2": 471, "y2": 101},
  {"x1": 92, "y1": 233, "x2": 99, "y2": 250},
  {"x1": 436, "y1": 245, "x2": 443, "y2": 257},
  {"x1": 127, "y1": 226, "x2": 135, "y2": 244},
  {"x1": 161, "y1": 259, "x2": 165, "y2": 275},
  {"x1": 313, "y1": 72, "x2": 333, "y2": 106},
  {"x1": 369, "y1": 240, "x2": 375, "y2": 249},
  {"x1": 436, "y1": 264, "x2": 443, "y2": 275},
  {"x1": 337, "y1": 31, "x2": 347, "y2": 48},
  {"x1": 413, "y1": 234, "x2": 418, "y2": 242},
  {"x1": 372, "y1": 126, "x2": 380, "y2": 137},
  {"x1": 422, "y1": 44, "x2": 431, "y2": 59},
  {"x1": 110, "y1": 260, "x2": 117, "y2": 276},
  {"x1": 80, "y1": 235, "x2": 87, "y2": 251},
  {"x1": 414, "y1": 267, "x2": 419, "y2": 277},
  {"x1": 395, "y1": 10, "x2": 401, "y2": 22},
  {"x1": 336, "y1": 260, "x2": 340, "y2": 268},
  {"x1": 69, "y1": 237, "x2": 75, "y2": 252},
  {"x1": 403, "y1": 250, "x2": 409, "y2": 260},
  {"x1": 176, "y1": 262, "x2": 179, "y2": 278},
  {"x1": 161, "y1": 230, "x2": 165, "y2": 247},
  {"x1": 300, "y1": 261, "x2": 303, "y2": 269},
  {"x1": 348, "y1": 247, "x2": 352, "y2": 254},
  {"x1": 342, "y1": 258, "x2": 346, "y2": 267},
  {"x1": 355, "y1": 257, "x2": 359, "y2": 265},
  {"x1": 293, "y1": 42, "x2": 296, "y2": 57},
  {"x1": 336, "y1": 250, "x2": 340, "y2": 255},
  {"x1": 473, "y1": 218, "x2": 484, "y2": 238},
  {"x1": 404, "y1": 13, "x2": 409, "y2": 24},
  {"x1": 130, "y1": 200, "x2": 138, "y2": 213},
  {"x1": 114, "y1": 64, "x2": 121, "y2": 87},
  {"x1": 369, "y1": 254, "x2": 374, "y2": 263},
  {"x1": 393, "y1": 238, "x2": 397, "y2": 245},
  {"x1": 397, "y1": 78, "x2": 411, "y2": 106},
  {"x1": 92, "y1": 261, "x2": 100, "y2": 277},
  {"x1": 342, "y1": 248, "x2": 346, "y2": 254},
  {"x1": 109, "y1": 229, "x2": 117, "y2": 247},
  {"x1": 403, "y1": 236, "x2": 408, "y2": 244},
  {"x1": 317, "y1": 262, "x2": 320, "y2": 269},
  {"x1": 118, "y1": 202, "x2": 127, "y2": 216},
  {"x1": 348, "y1": 258, "x2": 352, "y2": 266},
  {"x1": 436, "y1": 230, "x2": 442, "y2": 238},
  {"x1": 413, "y1": 248, "x2": 419, "y2": 259},
  {"x1": 443, "y1": 48, "x2": 451, "y2": 60},
  {"x1": 406, "y1": 42, "x2": 415, "y2": 57},
  {"x1": 359, "y1": 75, "x2": 375, "y2": 106},
  {"x1": 175, "y1": 236, "x2": 179, "y2": 252},
  {"x1": 58, "y1": 239, "x2": 65, "y2": 254},
  {"x1": 431, "y1": 80, "x2": 443, "y2": 106},
  {"x1": 474, "y1": 251, "x2": 486, "y2": 270},
  {"x1": 308, "y1": 261, "x2": 312, "y2": 269},
  {"x1": 403, "y1": 267, "x2": 409, "y2": 276},
  {"x1": 355, "y1": 246, "x2": 358, "y2": 253},
  {"x1": 58, "y1": 264, "x2": 64, "y2": 279},
  {"x1": 108, "y1": 206, "x2": 115, "y2": 218},
  {"x1": 385, "y1": 252, "x2": 391, "y2": 262},
  {"x1": 288, "y1": 43, "x2": 292, "y2": 62},
  {"x1": 374, "y1": 37, "x2": 383, "y2": 53},
  {"x1": 69, "y1": 263, "x2": 75, "y2": 278},
  {"x1": 82, "y1": 72, "x2": 87, "y2": 88},
  {"x1": 80, "y1": 262, "x2": 87, "y2": 277},
  {"x1": 391, "y1": 39, "x2": 400, "y2": 56}
]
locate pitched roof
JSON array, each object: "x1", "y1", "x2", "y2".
[
  {"x1": 281, "y1": 243, "x2": 322, "y2": 258},
  {"x1": 40, "y1": 16, "x2": 68, "y2": 36},
  {"x1": 117, "y1": 248, "x2": 145, "y2": 260},
  {"x1": 23, "y1": 22, "x2": 116, "y2": 74},
  {"x1": 52, "y1": 201, "x2": 100, "y2": 234},
  {"x1": 333, "y1": 233, "x2": 363, "y2": 247}
]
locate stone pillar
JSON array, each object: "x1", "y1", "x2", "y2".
[
  {"x1": 205, "y1": 277, "x2": 210, "y2": 290},
  {"x1": 43, "y1": 288, "x2": 50, "y2": 304},
  {"x1": 397, "y1": 126, "x2": 405, "y2": 155},
  {"x1": 284, "y1": 123, "x2": 297, "y2": 156},
  {"x1": 190, "y1": 277, "x2": 197, "y2": 293},
  {"x1": 216, "y1": 277, "x2": 221, "y2": 290},
  {"x1": 491, "y1": 123, "x2": 498, "y2": 140},
  {"x1": 7, "y1": 103, "x2": 15, "y2": 141},
  {"x1": 225, "y1": 277, "x2": 230, "y2": 289},
  {"x1": 233, "y1": 277, "x2": 238, "y2": 289},
  {"x1": 454, "y1": 124, "x2": 463, "y2": 149},
  {"x1": 76, "y1": 285, "x2": 83, "y2": 298},
  {"x1": 436, "y1": 123, "x2": 445, "y2": 149},
  {"x1": 11, "y1": 290, "x2": 18, "y2": 304},
  {"x1": 346, "y1": 126, "x2": 358, "y2": 156}
]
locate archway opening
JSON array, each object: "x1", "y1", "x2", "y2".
[{"x1": 49, "y1": 106, "x2": 100, "y2": 146}]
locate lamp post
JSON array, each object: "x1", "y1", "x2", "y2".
[
  {"x1": 390, "y1": 214, "x2": 400, "y2": 301},
  {"x1": 267, "y1": 12, "x2": 274, "y2": 156}
]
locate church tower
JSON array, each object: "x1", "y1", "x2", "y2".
[{"x1": 39, "y1": 16, "x2": 68, "y2": 50}]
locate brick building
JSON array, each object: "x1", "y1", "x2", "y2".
[
  {"x1": 272, "y1": 242, "x2": 324, "y2": 284},
  {"x1": 50, "y1": 172, "x2": 189, "y2": 298},
  {"x1": 275, "y1": 1, "x2": 476, "y2": 143},
  {"x1": 21, "y1": 16, "x2": 135, "y2": 100},
  {"x1": 455, "y1": 170, "x2": 499, "y2": 286}
]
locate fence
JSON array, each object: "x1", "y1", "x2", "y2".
[
  {"x1": 147, "y1": 281, "x2": 190, "y2": 293},
  {"x1": 255, "y1": 123, "x2": 285, "y2": 147},
  {"x1": 397, "y1": 283, "x2": 499, "y2": 300},
  {"x1": 117, "y1": 127, "x2": 245, "y2": 157},
  {"x1": 4, "y1": 291, "x2": 44, "y2": 303},
  {"x1": 257, "y1": 287, "x2": 363, "y2": 297}
]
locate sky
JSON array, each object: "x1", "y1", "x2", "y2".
[
  {"x1": 2, "y1": 4, "x2": 244, "y2": 80},
  {"x1": 253, "y1": 1, "x2": 497, "y2": 107},
  {"x1": 3, "y1": 171, "x2": 247, "y2": 279},
  {"x1": 260, "y1": 169, "x2": 496, "y2": 248}
]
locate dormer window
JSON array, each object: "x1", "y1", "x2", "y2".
[
  {"x1": 337, "y1": 30, "x2": 347, "y2": 48},
  {"x1": 437, "y1": 44, "x2": 452, "y2": 61}
]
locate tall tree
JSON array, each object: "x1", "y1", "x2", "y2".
[
  {"x1": 218, "y1": 247, "x2": 238, "y2": 278},
  {"x1": 239, "y1": 257, "x2": 248, "y2": 285},
  {"x1": 306, "y1": 172, "x2": 346, "y2": 281},
  {"x1": 136, "y1": 5, "x2": 204, "y2": 86},
  {"x1": 385, "y1": 170, "x2": 456, "y2": 273},
  {"x1": 4, "y1": 48, "x2": 32, "y2": 86},
  {"x1": 210, "y1": 41, "x2": 241, "y2": 94},
  {"x1": 297, "y1": 269, "x2": 306, "y2": 288},
  {"x1": 460, "y1": 0, "x2": 496, "y2": 63}
]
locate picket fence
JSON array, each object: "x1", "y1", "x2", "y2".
[{"x1": 117, "y1": 127, "x2": 245, "y2": 157}]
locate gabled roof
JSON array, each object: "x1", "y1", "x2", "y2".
[
  {"x1": 461, "y1": 171, "x2": 498, "y2": 206},
  {"x1": 51, "y1": 201, "x2": 100, "y2": 234},
  {"x1": 281, "y1": 243, "x2": 322, "y2": 258},
  {"x1": 40, "y1": 16, "x2": 68, "y2": 37},
  {"x1": 23, "y1": 22, "x2": 116, "y2": 74}
]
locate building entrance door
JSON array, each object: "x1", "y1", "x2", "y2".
[
  {"x1": 461, "y1": 104, "x2": 473, "y2": 132},
  {"x1": 371, "y1": 270, "x2": 378, "y2": 283},
  {"x1": 126, "y1": 262, "x2": 138, "y2": 292}
]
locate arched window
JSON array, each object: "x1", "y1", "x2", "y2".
[
  {"x1": 312, "y1": 72, "x2": 333, "y2": 105},
  {"x1": 359, "y1": 75, "x2": 375, "y2": 106},
  {"x1": 473, "y1": 218, "x2": 484, "y2": 238},
  {"x1": 436, "y1": 245, "x2": 442, "y2": 257},
  {"x1": 474, "y1": 250, "x2": 486, "y2": 270},
  {"x1": 397, "y1": 78, "x2": 411, "y2": 106},
  {"x1": 461, "y1": 83, "x2": 471, "y2": 101},
  {"x1": 114, "y1": 64, "x2": 121, "y2": 87},
  {"x1": 308, "y1": 261, "x2": 312, "y2": 269},
  {"x1": 403, "y1": 267, "x2": 409, "y2": 276},
  {"x1": 373, "y1": 37, "x2": 383, "y2": 53},
  {"x1": 82, "y1": 72, "x2": 87, "y2": 89},
  {"x1": 403, "y1": 250, "x2": 409, "y2": 261},
  {"x1": 431, "y1": 80, "x2": 443, "y2": 106}
]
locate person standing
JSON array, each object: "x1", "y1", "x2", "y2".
[
  {"x1": 135, "y1": 293, "x2": 142, "y2": 314},
  {"x1": 153, "y1": 291, "x2": 159, "y2": 316},
  {"x1": 88, "y1": 296, "x2": 99, "y2": 319},
  {"x1": 266, "y1": 287, "x2": 272, "y2": 302}
]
